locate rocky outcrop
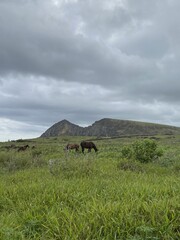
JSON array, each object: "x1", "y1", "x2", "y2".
[
  {"x1": 41, "y1": 120, "x2": 83, "y2": 137},
  {"x1": 40, "y1": 118, "x2": 180, "y2": 137}
]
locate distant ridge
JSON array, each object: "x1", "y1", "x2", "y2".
[{"x1": 40, "y1": 118, "x2": 180, "y2": 137}]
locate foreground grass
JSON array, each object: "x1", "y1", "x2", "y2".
[{"x1": 0, "y1": 136, "x2": 180, "y2": 239}]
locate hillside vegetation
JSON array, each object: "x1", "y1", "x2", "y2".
[
  {"x1": 0, "y1": 135, "x2": 180, "y2": 239},
  {"x1": 41, "y1": 118, "x2": 180, "y2": 138}
]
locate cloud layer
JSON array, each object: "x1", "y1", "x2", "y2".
[{"x1": 0, "y1": 0, "x2": 180, "y2": 141}]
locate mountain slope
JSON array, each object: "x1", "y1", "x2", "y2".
[
  {"x1": 41, "y1": 120, "x2": 83, "y2": 137},
  {"x1": 40, "y1": 118, "x2": 180, "y2": 137}
]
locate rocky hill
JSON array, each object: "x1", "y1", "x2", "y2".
[{"x1": 40, "y1": 118, "x2": 180, "y2": 137}]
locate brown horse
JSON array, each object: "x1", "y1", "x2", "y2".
[
  {"x1": 80, "y1": 141, "x2": 98, "y2": 153},
  {"x1": 18, "y1": 144, "x2": 29, "y2": 152},
  {"x1": 65, "y1": 143, "x2": 80, "y2": 152}
]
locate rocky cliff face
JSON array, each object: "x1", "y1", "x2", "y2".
[
  {"x1": 41, "y1": 120, "x2": 83, "y2": 137},
  {"x1": 40, "y1": 118, "x2": 180, "y2": 137}
]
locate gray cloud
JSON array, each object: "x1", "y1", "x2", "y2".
[{"x1": 0, "y1": 0, "x2": 180, "y2": 141}]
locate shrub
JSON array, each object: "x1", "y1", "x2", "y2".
[
  {"x1": 121, "y1": 139, "x2": 163, "y2": 163},
  {"x1": 121, "y1": 146, "x2": 133, "y2": 159},
  {"x1": 15, "y1": 139, "x2": 26, "y2": 142}
]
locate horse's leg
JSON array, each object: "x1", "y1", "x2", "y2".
[
  {"x1": 88, "y1": 148, "x2": 91, "y2": 153},
  {"x1": 82, "y1": 147, "x2": 84, "y2": 153}
]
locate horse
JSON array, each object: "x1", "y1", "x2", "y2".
[
  {"x1": 80, "y1": 141, "x2": 98, "y2": 153},
  {"x1": 65, "y1": 143, "x2": 80, "y2": 152},
  {"x1": 17, "y1": 144, "x2": 29, "y2": 152}
]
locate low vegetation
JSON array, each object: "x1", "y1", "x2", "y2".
[
  {"x1": 121, "y1": 139, "x2": 163, "y2": 163},
  {"x1": 0, "y1": 135, "x2": 179, "y2": 239}
]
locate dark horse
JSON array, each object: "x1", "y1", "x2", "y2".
[
  {"x1": 18, "y1": 144, "x2": 29, "y2": 152},
  {"x1": 65, "y1": 143, "x2": 80, "y2": 152},
  {"x1": 80, "y1": 141, "x2": 98, "y2": 153}
]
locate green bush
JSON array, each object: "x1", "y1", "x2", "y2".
[
  {"x1": 121, "y1": 139, "x2": 163, "y2": 163},
  {"x1": 121, "y1": 146, "x2": 133, "y2": 159}
]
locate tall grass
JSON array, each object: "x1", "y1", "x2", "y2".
[{"x1": 0, "y1": 136, "x2": 179, "y2": 239}]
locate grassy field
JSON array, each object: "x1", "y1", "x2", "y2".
[{"x1": 0, "y1": 135, "x2": 180, "y2": 240}]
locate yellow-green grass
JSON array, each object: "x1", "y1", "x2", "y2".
[{"x1": 0, "y1": 136, "x2": 179, "y2": 240}]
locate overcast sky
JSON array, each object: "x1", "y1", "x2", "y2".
[{"x1": 1, "y1": 0, "x2": 180, "y2": 141}]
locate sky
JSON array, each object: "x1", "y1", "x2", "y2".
[{"x1": 1, "y1": 0, "x2": 180, "y2": 141}]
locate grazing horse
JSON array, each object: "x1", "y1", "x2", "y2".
[
  {"x1": 65, "y1": 143, "x2": 80, "y2": 152},
  {"x1": 18, "y1": 144, "x2": 29, "y2": 152},
  {"x1": 80, "y1": 141, "x2": 98, "y2": 153}
]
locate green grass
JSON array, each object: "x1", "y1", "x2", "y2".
[{"x1": 0, "y1": 135, "x2": 179, "y2": 239}]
